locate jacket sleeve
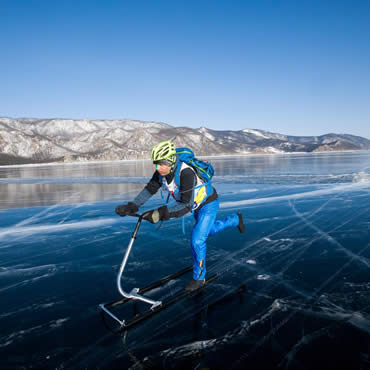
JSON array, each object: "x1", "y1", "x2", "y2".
[
  {"x1": 133, "y1": 171, "x2": 161, "y2": 207},
  {"x1": 167, "y1": 167, "x2": 195, "y2": 218}
]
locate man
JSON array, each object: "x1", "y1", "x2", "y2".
[{"x1": 115, "y1": 140, "x2": 245, "y2": 291}]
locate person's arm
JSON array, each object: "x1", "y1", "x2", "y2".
[
  {"x1": 115, "y1": 172, "x2": 161, "y2": 217},
  {"x1": 133, "y1": 171, "x2": 161, "y2": 207}
]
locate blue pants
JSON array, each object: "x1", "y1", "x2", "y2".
[{"x1": 191, "y1": 198, "x2": 239, "y2": 280}]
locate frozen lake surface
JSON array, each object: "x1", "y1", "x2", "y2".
[{"x1": 0, "y1": 152, "x2": 369, "y2": 369}]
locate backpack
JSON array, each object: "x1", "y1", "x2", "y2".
[{"x1": 175, "y1": 147, "x2": 214, "y2": 183}]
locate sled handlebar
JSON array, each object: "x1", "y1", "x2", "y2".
[{"x1": 130, "y1": 214, "x2": 143, "y2": 238}]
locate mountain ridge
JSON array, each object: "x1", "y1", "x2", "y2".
[{"x1": 1, "y1": 117, "x2": 369, "y2": 165}]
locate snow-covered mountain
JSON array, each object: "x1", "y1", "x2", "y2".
[{"x1": 0, "y1": 117, "x2": 369, "y2": 165}]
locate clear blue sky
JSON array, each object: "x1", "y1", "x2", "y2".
[{"x1": 1, "y1": 0, "x2": 370, "y2": 138}]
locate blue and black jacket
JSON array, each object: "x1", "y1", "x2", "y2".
[{"x1": 133, "y1": 160, "x2": 217, "y2": 220}]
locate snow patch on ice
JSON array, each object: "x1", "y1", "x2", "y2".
[
  {"x1": 50, "y1": 318, "x2": 70, "y2": 328},
  {"x1": 353, "y1": 171, "x2": 370, "y2": 184},
  {"x1": 246, "y1": 259, "x2": 257, "y2": 265},
  {"x1": 0, "y1": 317, "x2": 71, "y2": 348},
  {"x1": 0, "y1": 300, "x2": 63, "y2": 319},
  {"x1": 257, "y1": 274, "x2": 271, "y2": 280},
  {"x1": 0, "y1": 264, "x2": 56, "y2": 277},
  {"x1": 239, "y1": 188, "x2": 259, "y2": 193},
  {"x1": 0, "y1": 218, "x2": 117, "y2": 240},
  {"x1": 220, "y1": 182, "x2": 370, "y2": 209}
]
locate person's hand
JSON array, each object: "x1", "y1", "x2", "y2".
[
  {"x1": 142, "y1": 209, "x2": 160, "y2": 224},
  {"x1": 115, "y1": 202, "x2": 138, "y2": 217},
  {"x1": 142, "y1": 206, "x2": 170, "y2": 224}
]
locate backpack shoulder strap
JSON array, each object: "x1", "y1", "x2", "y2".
[{"x1": 174, "y1": 161, "x2": 186, "y2": 187}]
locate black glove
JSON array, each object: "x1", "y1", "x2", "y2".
[
  {"x1": 115, "y1": 202, "x2": 139, "y2": 217},
  {"x1": 142, "y1": 205, "x2": 170, "y2": 224}
]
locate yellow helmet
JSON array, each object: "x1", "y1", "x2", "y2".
[{"x1": 151, "y1": 140, "x2": 176, "y2": 164}]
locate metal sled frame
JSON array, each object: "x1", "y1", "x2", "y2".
[{"x1": 99, "y1": 214, "x2": 218, "y2": 329}]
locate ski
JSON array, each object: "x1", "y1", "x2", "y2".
[
  {"x1": 100, "y1": 272, "x2": 218, "y2": 329},
  {"x1": 120, "y1": 273, "x2": 218, "y2": 330},
  {"x1": 105, "y1": 265, "x2": 193, "y2": 309}
]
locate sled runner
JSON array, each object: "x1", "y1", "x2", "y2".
[{"x1": 99, "y1": 214, "x2": 218, "y2": 329}]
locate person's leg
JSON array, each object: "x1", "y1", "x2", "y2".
[
  {"x1": 191, "y1": 200, "x2": 219, "y2": 281},
  {"x1": 208, "y1": 199, "x2": 244, "y2": 236}
]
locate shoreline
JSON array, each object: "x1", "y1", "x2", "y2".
[{"x1": 1, "y1": 150, "x2": 369, "y2": 169}]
